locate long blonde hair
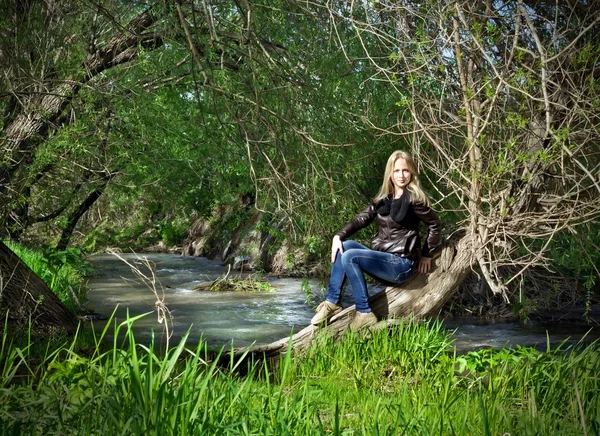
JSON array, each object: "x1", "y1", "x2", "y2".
[{"x1": 374, "y1": 150, "x2": 431, "y2": 206}]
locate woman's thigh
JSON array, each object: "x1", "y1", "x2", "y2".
[
  {"x1": 341, "y1": 240, "x2": 369, "y2": 251},
  {"x1": 343, "y1": 248, "x2": 414, "y2": 284}
]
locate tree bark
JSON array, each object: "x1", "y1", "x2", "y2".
[
  {"x1": 0, "y1": 241, "x2": 78, "y2": 334},
  {"x1": 55, "y1": 172, "x2": 113, "y2": 251},
  {"x1": 238, "y1": 231, "x2": 472, "y2": 360}
]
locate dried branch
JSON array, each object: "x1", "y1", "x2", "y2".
[{"x1": 107, "y1": 250, "x2": 173, "y2": 351}]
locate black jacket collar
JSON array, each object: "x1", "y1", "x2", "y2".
[{"x1": 375, "y1": 190, "x2": 411, "y2": 223}]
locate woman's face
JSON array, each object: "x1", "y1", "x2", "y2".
[{"x1": 392, "y1": 158, "x2": 412, "y2": 193}]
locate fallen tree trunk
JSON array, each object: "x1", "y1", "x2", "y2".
[
  {"x1": 0, "y1": 241, "x2": 78, "y2": 334},
  {"x1": 238, "y1": 231, "x2": 473, "y2": 360}
]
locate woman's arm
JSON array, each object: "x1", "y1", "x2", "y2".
[
  {"x1": 335, "y1": 204, "x2": 377, "y2": 241},
  {"x1": 331, "y1": 204, "x2": 377, "y2": 263}
]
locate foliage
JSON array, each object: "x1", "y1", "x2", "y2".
[
  {"x1": 552, "y1": 222, "x2": 600, "y2": 293},
  {"x1": 1, "y1": 0, "x2": 405, "y2": 255},
  {"x1": 3, "y1": 241, "x2": 93, "y2": 312},
  {"x1": 156, "y1": 219, "x2": 189, "y2": 247},
  {"x1": 301, "y1": 278, "x2": 315, "y2": 307},
  {"x1": 0, "y1": 317, "x2": 598, "y2": 434},
  {"x1": 301, "y1": 278, "x2": 327, "y2": 309},
  {"x1": 1, "y1": 0, "x2": 599, "y2": 314}
]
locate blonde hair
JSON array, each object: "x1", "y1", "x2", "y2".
[{"x1": 374, "y1": 150, "x2": 431, "y2": 206}]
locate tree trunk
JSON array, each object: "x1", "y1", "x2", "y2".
[
  {"x1": 56, "y1": 172, "x2": 112, "y2": 251},
  {"x1": 239, "y1": 232, "x2": 473, "y2": 360},
  {"x1": 0, "y1": 241, "x2": 78, "y2": 334}
]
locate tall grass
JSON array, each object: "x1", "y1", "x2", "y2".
[
  {"x1": 3, "y1": 241, "x2": 92, "y2": 312},
  {"x1": 0, "y1": 316, "x2": 598, "y2": 434}
]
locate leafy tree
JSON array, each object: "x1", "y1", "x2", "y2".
[
  {"x1": 320, "y1": 0, "x2": 600, "y2": 307},
  {"x1": 0, "y1": 0, "x2": 397, "y2": 329}
]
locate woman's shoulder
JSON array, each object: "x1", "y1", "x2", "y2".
[
  {"x1": 410, "y1": 198, "x2": 428, "y2": 207},
  {"x1": 407, "y1": 189, "x2": 432, "y2": 208},
  {"x1": 411, "y1": 199, "x2": 435, "y2": 212},
  {"x1": 371, "y1": 194, "x2": 392, "y2": 214}
]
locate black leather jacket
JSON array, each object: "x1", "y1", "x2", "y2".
[{"x1": 336, "y1": 191, "x2": 442, "y2": 261}]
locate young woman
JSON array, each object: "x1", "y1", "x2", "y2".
[{"x1": 311, "y1": 150, "x2": 442, "y2": 329}]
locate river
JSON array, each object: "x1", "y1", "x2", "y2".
[{"x1": 85, "y1": 253, "x2": 599, "y2": 352}]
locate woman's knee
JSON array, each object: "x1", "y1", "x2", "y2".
[{"x1": 341, "y1": 249, "x2": 361, "y2": 268}]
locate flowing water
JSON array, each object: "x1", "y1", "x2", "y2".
[{"x1": 85, "y1": 253, "x2": 599, "y2": 352}]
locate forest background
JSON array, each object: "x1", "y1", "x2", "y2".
[{"x1": 1, "y1": 0, "x2": 599, "y2": 325}]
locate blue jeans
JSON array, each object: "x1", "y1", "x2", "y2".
[{"x1": 325, "y1": 240, "x2": 415, "y2": 313}]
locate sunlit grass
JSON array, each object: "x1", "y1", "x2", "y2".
[
  {"x1": 3, "y1": 241, "x2": 92, "y2": 312},
  {"x1": 0, "y1": 316, "x2": 598, "y2": 434}
]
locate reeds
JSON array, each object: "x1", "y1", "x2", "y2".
[{"x1": 0, "y1": 316, "x2": 598, "y2": 435}]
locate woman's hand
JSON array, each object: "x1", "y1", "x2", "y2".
[
  {"x1": 331, "y1": 235, "x2": 344, "y2": 263},
  {"x1": 418, "y1": 257, "x2": 432, "y2": 274}
]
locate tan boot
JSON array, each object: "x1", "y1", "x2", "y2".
[
  {"x1": 349, "y1": 311, "x2": 378, "y2": 330},
  {"x1": 311, "y1": 301, "x2": 343, "y2": 325}
]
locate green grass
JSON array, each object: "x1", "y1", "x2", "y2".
[
  {"x1": 0, "y1": 317, "x2": 598, "y2": 435},
  {"x1": 3, "y1": 241, "x2": 93, "y2": 313}
]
